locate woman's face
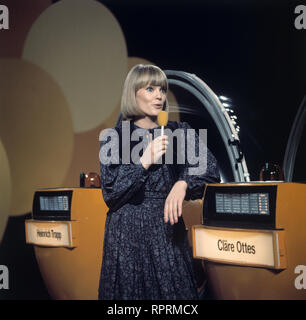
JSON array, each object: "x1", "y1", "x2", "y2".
[{"x1": 135, "y1": 84, "x2": 166, "y2": 117}]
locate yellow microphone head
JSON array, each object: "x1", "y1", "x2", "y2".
[{"x1": 158, "y1": 111, "x2": 168, "y2": 127}]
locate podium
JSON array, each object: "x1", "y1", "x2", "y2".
[
  {"x1": 25, "y1": 188, "x2": 108, "y2": 300},
  {"x1": 193, "y1": 182, "x2": 306, "y2": 299},
  {"x1": 25, "y1": 187, "x2": 206, "y2": 299}
]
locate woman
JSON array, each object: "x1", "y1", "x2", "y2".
[{"x1": 98, "y1": 64, "x2": 220, "y2": 300}]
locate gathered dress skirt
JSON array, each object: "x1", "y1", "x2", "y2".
[{"x1": 98, "y1": 192, "x2": 199, "y2": 300}]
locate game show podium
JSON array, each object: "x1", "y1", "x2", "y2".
[
  {"x1": 24, "y1": 187, "x2": 205, "y2": 300},
  {"x1": 193, "y1": 182, "x2": 306, "y2": 299},
  {"x1": 25, "y1": 188, "x2": 108, "y2": 300}
]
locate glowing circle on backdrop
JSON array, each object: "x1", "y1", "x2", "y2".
[
  {"x1": 0, "y1": 59, "x2": 74, "y2": 215},
  {"x1": 61, "y1": 125, "x2": 103, "y2": 188},
  {"x1": 0, "y1": 0, "x2": 51, "y2": 58},
  {"x1": 22, "y1": 0, "x2": 128, "y2": 133},
  {"x1": 0, "y1": 139, "x2": 12, "y2": 242}
]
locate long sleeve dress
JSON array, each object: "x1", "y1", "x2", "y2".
[{"x1": 98, "y1": 120, "x2": 220, "y2": 300}]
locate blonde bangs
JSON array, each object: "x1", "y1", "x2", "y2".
[
  {"x1": 120, "y1": 64, "x2": 168, "y2": 120},
  {"x1": 134, "y1": 66, "x2": 168, "y2": 93}
]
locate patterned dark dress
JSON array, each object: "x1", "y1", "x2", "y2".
[{"x1": 98, "y1": 120, "x2": 220, "y2": 300}]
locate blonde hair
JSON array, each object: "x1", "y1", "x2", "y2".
[{"x1": 121, "y1": 64, "x2": 168, "y2": 120}]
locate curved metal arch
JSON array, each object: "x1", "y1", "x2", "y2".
[
  {"x1": 283, "y1": 95, "x2": 306, "y2": 181},
  {"x1": 165, "y1": 70, "x2": 250, "y2": 182}
]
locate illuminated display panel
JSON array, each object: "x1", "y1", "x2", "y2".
[
  {"x1": 215, "y1": 193, "x2": 269, "y2": 215},
  {"x1": 32, "y1": 190, "x2": 73, "y2": 220},
  {"x1": 39, "y1": 196, "x2": 69, "y2": 211},
  {"x1": 203, "y1": 185, "x2": 277, "y2": 229}
]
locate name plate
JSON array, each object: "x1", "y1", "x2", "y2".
[
  {"x1": 25, "y1": 220, "x2": 78, "y2": 248},
  {"x1": 192, "y1": 225, "x2": 286, "y2": 269}
]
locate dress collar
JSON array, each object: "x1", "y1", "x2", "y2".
[{"x1": 131, "y1": 121, "x2": 160, "y2": 131}]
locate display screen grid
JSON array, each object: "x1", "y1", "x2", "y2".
[
  {"x1": 39, "y1": 196, "x2": 69, "y2": 211},
  {"x1": 215, "y1": 193, "x2": 269, "y2": 215}
]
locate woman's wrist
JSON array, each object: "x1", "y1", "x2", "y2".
[
  {"x1": 176, "y1": 180, "x2": 188, "y2": 191},
  {"x1": 140, "y1": 157, "x2": 150, "y2": 170}
]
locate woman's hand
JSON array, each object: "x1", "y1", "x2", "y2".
[
  {"x1": 140, "y1": 133, "x2": 168, "y2": 169},
  {"x1": 164, "y1": 180, "x2": 187, "y2": 225}
]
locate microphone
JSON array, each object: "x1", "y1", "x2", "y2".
[{"x1": 158, "y1": 111, "x2": 168, "y2": 136}]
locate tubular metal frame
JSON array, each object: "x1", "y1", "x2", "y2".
[{"x1": 165, "y1": 70, "x2": 250, "y2": 182}]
